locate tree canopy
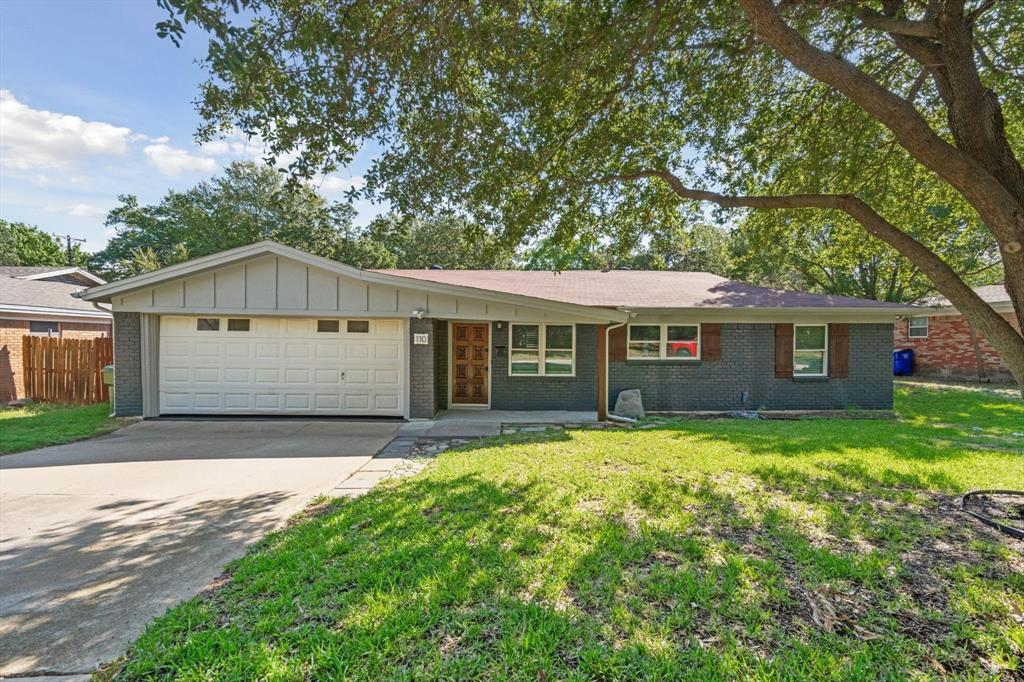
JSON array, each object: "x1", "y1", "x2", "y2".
[
  {"x1": 156, "y1": 0, "x2": 1024, "y2": 385},
  {"x1": 92, "y1": 161, "x2": 360, "y2": 278},
  {"x1": 0, "y1": 220, "x2": 88, "y2": 268}
]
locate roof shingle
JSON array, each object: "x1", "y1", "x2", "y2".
[{"x1": 374, "y1": 269, "x2": 910, "y2": 309}]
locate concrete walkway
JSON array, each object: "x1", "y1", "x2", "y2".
[
  {"x1": 0, "y1": 419, "x2": 398, "y2": 678},
  {"x1": 396, "y1": 409, "x2": 598, "y2": 438}
]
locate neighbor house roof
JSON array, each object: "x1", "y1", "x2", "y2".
[
  {"x1": 917, "y1": 280, "x2": 1011, "y2": 313},
  {"x1": 376, "y1": 269, "x2": 914, "y2": 311},
  {"x1": 1, "y1": 273, "x2": 112, "y2": 320},
  {"x1": 0, "y1": 266, "x2": 106, "y2": 286}
]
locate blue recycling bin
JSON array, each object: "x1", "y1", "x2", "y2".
[{"x1": 893, "y1": 349, "x2": 914, "y2": 376}]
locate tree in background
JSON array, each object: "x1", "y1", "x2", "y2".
[
  {"x1": 364, "y1": 214, "x2": 515, "y2": 269},
  {"x1": 92, "y1": 162, "x2": 359, "y2": 278},
  {"x1": 156, "y1": 0, "x2": 1024, "y2": 387},
  {"x1": 0, "y1": 220, "x2": 89, "y2": 268}
]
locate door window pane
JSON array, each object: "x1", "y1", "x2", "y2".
[
  {"x1": 227, "y1": 318, "x2": 250, "y2": 332},
  {"x1": 347, "y1": 320, "x2": 369, "y2": 333},
  {"x1": 318, "y1": 320, "x2": 340, "y2": 332},
  {"x1": 196, "y1": 318, "x2": 220, "y2": 331}
]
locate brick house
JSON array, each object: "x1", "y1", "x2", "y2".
[
  {"x1": 893, "y1": 284, "x2": 1020, "y2": 380},
  {"x1": 77, "y1": 241, "x2": 917, "y2": 419},
  {"x1": 1, "y1": 267, "x2": 113, "y2": 402}
]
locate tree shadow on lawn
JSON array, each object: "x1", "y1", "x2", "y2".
[{"x1": 111, "y1": 431, "x2": 1024, "y2": 680}]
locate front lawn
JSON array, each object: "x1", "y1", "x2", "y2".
[
  {"x1": 0, "y1": 402, "x2": 124, "y2": 454},
  {"x1": 109, "y1": 386, "x2": 1023, "y2": 680}
]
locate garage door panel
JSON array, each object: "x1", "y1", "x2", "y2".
[{"x1": 159, "y1": 316, "x2": 404, "y2": 416}]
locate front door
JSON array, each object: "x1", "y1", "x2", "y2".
[{"x1": 451, "y1": 322, "x2": 489, "y2": 405}]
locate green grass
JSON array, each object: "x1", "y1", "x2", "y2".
[
  {"x1": 108, "y1": 386, "x2": 1023, "y2": 680},
  {"x1": 0, "y1": 402, "x2": 124, "y2": 454}
]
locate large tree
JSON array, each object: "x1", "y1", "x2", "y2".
[
  {"x1": 156, "y1": 0, "x2": 1024, "y2": 385},
  {"x1": 365, "y1": 213, "x2": 516, "y2": 269},
  {"x1": 0, "y1": 220, "x2": 88, "y2": 268},
  {"x1": 93, "y1": 161, "x2": 360, "y2": 278}
]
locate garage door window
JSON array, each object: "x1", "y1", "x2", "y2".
[
  {"x1": 196, "y1": 318, "x2": 220, "y2": 331},
  {"x1": 347, "y1": 320, "x2": 370, "y2": 333},
  {"x1": 317, "y1": 320, "x2": 340, "y2": 332},
  {"x1": 227, "y1": 318, "x2": 250, "y2": 332}
]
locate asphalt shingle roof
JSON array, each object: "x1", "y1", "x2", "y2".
[
  {"x1": 374, "y1": 269, "x2": 910, "y2": 309},
  {"x1": 0, "y1": 275, "x2": 111, "y2": 315}
]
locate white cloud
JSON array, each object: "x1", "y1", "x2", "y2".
[
  {"x1": 0, "y1": 90, "x2": 134, "y2": 169},
  {"x1": 143, "y1": 143, "x2": 218, "y2": 176},
  {"x1": 318, "y1": 174, "x2": 366, "y2": 195},
  {"x1": 67, "y1": 203, "x2": 107, "y2": 218}
]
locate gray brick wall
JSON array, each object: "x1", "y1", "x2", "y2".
[
  {"x1": 490, "y1": 323, "x2": 599, "y2": 411},
  {"x1": 408, "y1": 317, "x2": 437, "y2": 418},
  {"x1": 113, "y1": 312, "x2": 143, "y2": 417},
  {"x1": 609, "y1": 322, "x2": 894, "y2": 412},
  {"x1": 433, "y1": 319, "x2": 448, "y2": 412}
]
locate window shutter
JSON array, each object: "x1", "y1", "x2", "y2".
[
  {"x1": 774, "y1": 323, "x2": 794, "y2": 378},
  {"x1": 829, "y1": 323, "x2": 850, "y2": 378},
  {"x1": 702, "y1": 323, "x2": 721, "y2": 361},
  {"x1": 608, "y1": 324, "x2": 627, "y2": 362}
]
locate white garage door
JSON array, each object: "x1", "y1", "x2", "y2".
[{"x1": 159, "y1": 316, "x2": 404, "y2": 416}]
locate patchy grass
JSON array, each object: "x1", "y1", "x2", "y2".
[
  {"x1": 108, "y1": 387, "x2": 1023, "y2": 680},
  {"x1": 0, "y1": 402, "x2": 125, "y2": 454}
]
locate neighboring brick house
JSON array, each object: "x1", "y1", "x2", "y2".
[
  {"x1": 893, "y1": 284, "x2": 1020, "y2": 380},
  {"x1": 78, "y1": 241, "x2": 917, "y2": 419},
  {"x1": 0, "y1": 267, "x2": 112, "y2": 402}
]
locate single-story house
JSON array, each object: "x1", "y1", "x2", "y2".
[
  {"x1": 1, "y1": 266, "x2": 113, "y2": 402},
  {"x1": 77, "y1": 241, "x2": 917, "y2": 419},
  {"x1": 894, "y1": 284, "x2": 1020, "y2": 380}
]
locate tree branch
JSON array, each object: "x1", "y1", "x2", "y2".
[
  {"x1": 736, "y1": 0, "x2": 1024, "y2": 245},
  {"x1": 856, "y1": 8, "x2": 938, "y2": 38},
  {"x1": 604, "y1": 168, "x2": 1024, "y2": 355}
]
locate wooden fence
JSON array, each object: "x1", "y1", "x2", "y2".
[{"x1": 22, "y1": 335, "x2": 113, "y2": 404}]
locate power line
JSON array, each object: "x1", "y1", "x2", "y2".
[{"x1": 52, "y1": 233, "x2": 86, "y2": 266}]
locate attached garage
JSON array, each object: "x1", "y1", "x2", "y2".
[{"x1": 158, "y1": 316, "x2": 404, "y2": 415}]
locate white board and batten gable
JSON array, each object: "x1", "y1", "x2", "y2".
[{"x1": 101, "y1": 246, "x2": 620, "y2": 324}]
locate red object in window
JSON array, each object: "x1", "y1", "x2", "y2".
[{"x1": 667, "y1": 341, "x2": 698, "y2": 358}]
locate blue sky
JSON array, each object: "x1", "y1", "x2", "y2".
[{"x1": 0, "y1": 0, "x2": 382, "y2": 252}]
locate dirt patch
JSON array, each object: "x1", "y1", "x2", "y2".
[{"x1": 963, "y1": 491, "x2": 1024, "y2": 532}]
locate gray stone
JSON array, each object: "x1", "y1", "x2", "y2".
[{"x1": 613, "y1": 388, "x2": 646, "y2": 419}]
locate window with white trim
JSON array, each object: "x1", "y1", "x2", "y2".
[
  {"x1": 908, "y1": 316, "x2": 929, "y2": 338},
  {"x1": 509, "y1": 324, "x2": 575, "y2": 376},
  {"x1": 793, "y1": 324, "x2": 828, "y2": 376},
  {"x1": 627, "y1": 324, "x2": 700, "y2": 360}
]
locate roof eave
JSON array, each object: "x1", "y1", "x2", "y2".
[{"x1": 78, "y1": 241, "x2": 628, "y2": 324}]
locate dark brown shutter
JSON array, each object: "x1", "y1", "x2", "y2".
[
  {"x1": 702, "y1": 323, "x2": 721, "y2": 361},
  {"x1": 829, "y1": 323, "x2": 850, "y2": 378},
  {"x1": 774, "y1": 323, "x2": 794, "y2": 378},
  {"x1": 608, "y1": 324, "x2": 627, "y2": 362}
]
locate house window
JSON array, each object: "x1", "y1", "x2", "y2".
[
  {"x1": 226, "y1": 318, "x2": 250, "y2": 332},
  {"x1": 347, "y1": 320, "x2": 370, "y2": 333},
  {"x1": 908, "y1": 317, "x2": 929, "y2": 338},
  {"x1": 28, "y1": 321, "x2": 60, "y2": 337},
  {"x1": 196, "y1": 318, "x2": 220, "y2": 331},
  {"x1": 509, "y1": 323, "x2": 575, "y2": 376},
  {"x1": 317, "y1": 320, "x2": 340, "y2": 333},
  {"x1": 794, "y1": 324, "x2": 828, "y2": 376},
  {"x1": 627, "y1": 324, "x2": 700, "y2": 360}
]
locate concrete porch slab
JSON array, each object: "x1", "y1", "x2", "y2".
[{"x1": 397, "y1": 410, "x2": 597, "y2": 438}]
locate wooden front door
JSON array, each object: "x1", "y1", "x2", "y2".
[{"x1": 451, "y1": 322, "x2": 489, "y2": 405}]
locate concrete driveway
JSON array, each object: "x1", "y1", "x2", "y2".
[{"x1": 0, "y1": 419, "x2": 399, "y2": 678}]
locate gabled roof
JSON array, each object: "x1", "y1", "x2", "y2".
[
  {"x1": 76, "y1": 241, "x2": 628, "y2": 323},
  {"x1": 0, "y1": 266, "x2": 106, "y2": 286},
  {"x1": 1, "y1": 274, "x2": 112, "y2": 319},
  {"x1": 378, "y1": 269, "x2": 916, "y2": 311},
  {"x1": 921, "y1": 284, "x2": 1010, "y2": 307}
]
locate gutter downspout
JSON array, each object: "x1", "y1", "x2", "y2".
[{"x1": 604, "y1": 310, "x2": 633, "y2": 420}]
